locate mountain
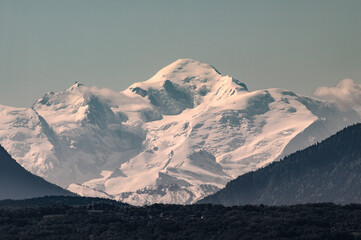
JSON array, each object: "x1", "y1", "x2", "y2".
[
  {"x1": 0, "y1": 195, "x2": 126, "y2": 207},
  {"x1": 0, "y1": 144, "x2": 74, "y2": 200},
  {"x1": 199, "y1": 124, "x2": 361, "y2": 206},
  {"x1": 0, "y1": 59, "x2": 360, "y2": 205}
]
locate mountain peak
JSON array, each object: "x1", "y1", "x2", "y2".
[
  {"x1": 169, "y1": 58, "x2": 220, "y2": 73},
  {"x1": 149, "y1": 58, "x2": 221, "y2": 82},
  {"x1": 67, "y1": 82, "x2": 84, "y2": 91},
  {"x1": 126, "y1": 58, "x2": 238, "y2": 93},
  {"x1": 123, "y1": 59, "x2": 248, "y2": 115}
]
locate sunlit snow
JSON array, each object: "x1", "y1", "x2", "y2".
[{"x1": 0, "y1": 59, "x2": 360, "y2": 205}]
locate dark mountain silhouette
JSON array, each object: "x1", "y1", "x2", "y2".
[
  {"x1": 0, "y1": 144, "x2": 75, "y2": 200},
  {"x1": 0, "y1": 195, "x2": 127, "y2": 207},
  {"x1": 199, "y1": 123, "x2": 361, "y2": 206}
]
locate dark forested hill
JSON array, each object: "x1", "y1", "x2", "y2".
[
  {"x1": 199, "y1": 123, "x2": 361, "y2": 206},
  {"x1": 0, "y1": 195, "x2": 127, "y2": 207},
  {"x1": 0, "y1": 145, "x2": 74, "y2": 200},
  {"x1": 2, "y1": 201, "x2": 361, "y2": 239}
]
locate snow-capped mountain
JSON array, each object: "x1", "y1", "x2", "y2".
[
  {"x1": 198, "y1": 123, "x2": 361, "y2": 206},
  {"x1": 0, "y1": 59, "x2": 360, "y2": 205},
  {"x1": 0, "y1": 144, "x2": 74, "y2": 200}
]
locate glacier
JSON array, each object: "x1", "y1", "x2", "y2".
[{"x1": 0, "y1": 59, "x2": 360, "y2": 205}]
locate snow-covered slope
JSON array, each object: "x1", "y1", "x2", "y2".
[
  {"x1": 0, "y1": 59, "x2": 359, "y2": 205},
  {"x1": 0, "y1": 144, "x2": 74, "y2": 200}
]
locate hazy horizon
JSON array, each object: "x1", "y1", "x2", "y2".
[{"x1": 1, "y1": 0, "x2": 361, "y2": 107}]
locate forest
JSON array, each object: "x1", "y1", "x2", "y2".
[
  {"x1": 200, "y1": 123, "x2": 361, "y2": 206},
  {"x1": 1, "y1": 196, "x2": 361, "y2": 239}
]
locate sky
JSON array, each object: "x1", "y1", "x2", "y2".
[{"x1": 0, "y1": 0, "x2": 360, "y2": 107}]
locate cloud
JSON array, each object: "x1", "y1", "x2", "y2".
[
  {"x1": 78, "y1": 85, "x2": 151, "y2": 111},
  {"x1": 313, "y1": 79, "x2": 361, "y2": 111}
]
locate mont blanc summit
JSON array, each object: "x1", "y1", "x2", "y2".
[{"x1": 0, "y1": 59, "x2": 359, "y2": 205}]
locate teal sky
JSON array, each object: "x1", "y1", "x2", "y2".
[{"x1": 1, "y1": 0, "x2": 360, "y2": 107}]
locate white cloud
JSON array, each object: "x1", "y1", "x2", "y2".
[
  {"x1": 79, "y1": 85, "x2": 151, "y2": 111},
  {"x1": 313, "y1": 79, "x2": 361, "y2": 111}
]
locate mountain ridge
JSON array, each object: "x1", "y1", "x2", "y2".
[
  {"x1": 0, "y1": 144, "x2": 74, "y2": 200},
  {"x1": 198, "y1": 123, "x2": 361, "y2": 205},
  {"x1": 0, "y1": 59, "x2": 360, "y2": 205}
]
